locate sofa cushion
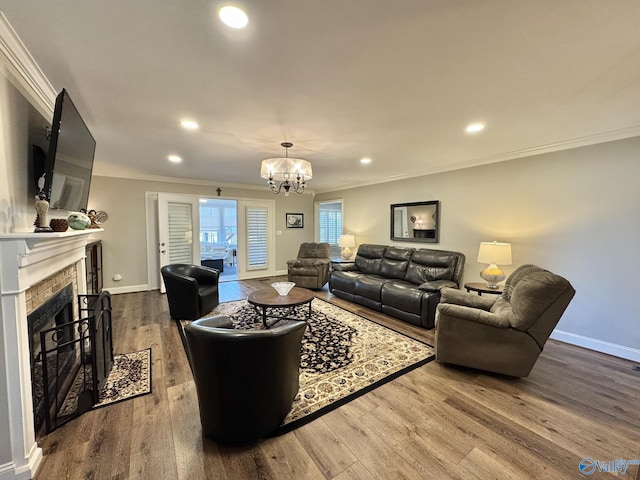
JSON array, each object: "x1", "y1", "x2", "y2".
[
  {"x1": 355, "y1": 274, "x2": 389, "y2": 301},
  {"x1": 405, "y1": 250, "x2": 459, "y2": 285},
  {"x1": 506, "y1": 270, "x2": 574, "y2": 331},
  {"x1": 354, "y1": 244, "x2": 387, "y2": 275},
  {"x1": 290, "y1": 266, "x2": 324, "y2": 277},
  {"x1": 329, "y1": 270, "x2": 360, "y2": 294},
  {"x1": 380, "y1": 247, "x2": 414, "y2": 279},
  {"x1": 381, "y1": 280, "x2": 423, "y2": 315}
]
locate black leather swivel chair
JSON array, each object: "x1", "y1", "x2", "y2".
[
  {"x1": 161, "y1": 264, "x2": 220, "y2": 320},
  {"x1": 184, "y1": 316, "x2": 306, "y2": 445}
]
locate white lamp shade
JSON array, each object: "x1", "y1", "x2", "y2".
[
  {"x1": 260, "y1": 157, "x2": 312, "y2": 181},
  {"x1": 338, "y1": 234, "x2": 355, "y2": 248},
  {"x1": 477, "y1": 241, "x2": 512, "y2": 265}
]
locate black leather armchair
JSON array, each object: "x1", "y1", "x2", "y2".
[
  {"x1": 161, "y1": 264, "x2": 220, "y2": 320},
  {"x1": 184, "y1": 316, "x2": 306, "y2": 445}
]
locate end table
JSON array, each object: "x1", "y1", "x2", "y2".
[{"x1": 464, "y1": 282, "x2": 504, "y2": 296}]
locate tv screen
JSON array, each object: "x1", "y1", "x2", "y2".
[{"x1": 43, "y1": 89, "x2": 96, "y2": 211}]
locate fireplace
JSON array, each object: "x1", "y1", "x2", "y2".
[
  {"x1": 27, "y1": 284, "x2": 78, "y2": 436},
  {"x1": 0, "y1": 229, "x2": 103, "y2": 478},
  {"x1": 27, "y1": 285, "x2": 114, "y2": 436}
]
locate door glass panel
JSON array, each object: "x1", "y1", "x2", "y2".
[
  {"x1": 246, "y1": 206, "x2": 268, "y2": 270},
  {"x1": 168, "y1": 202, "x2": 193, "y2": 264}
]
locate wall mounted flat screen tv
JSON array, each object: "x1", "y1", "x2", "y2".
[{"x1": 43, "y1": 88, "x2": 96, "y2": 211}]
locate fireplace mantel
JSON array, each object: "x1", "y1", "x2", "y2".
[
  {"x1": 0, "y1": 229, "x2": 103, "y2": 292},
  {"x1": 0, "y1": 229, "x2": 102, "y2": 479}
]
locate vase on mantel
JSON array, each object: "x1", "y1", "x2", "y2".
[{"x1": 33, "y1": 194, "x2": 53, "y2": 233}]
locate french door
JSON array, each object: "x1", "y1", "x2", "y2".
[
  {"x1": 156, "y1": 194, "x2": 276, "y2": 291},
  {"x1": 157, "y1": 193, "x2": 200, "y2": 293}
]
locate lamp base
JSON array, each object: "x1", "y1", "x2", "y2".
[
  {"x1": 480, "y1": 264, "x2": 506, "y2": 289},
  {"x1": 341, "y1": 247, "x2": 353, "y2": 260}
]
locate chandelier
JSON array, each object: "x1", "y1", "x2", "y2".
[{"x1": 260, "y1": 142, "x2": 312, "y2": 196}]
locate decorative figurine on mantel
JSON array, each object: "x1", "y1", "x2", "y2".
[
  {"x1": 80, "y1": 208, "x2": 108, "y2": 229},
  {"x1": 67, "y1": 211, "x2": 91, "y2": 230},
  {"x1": 33, "y1": 192, "x2": 53, "y2": 233},
  {"x1": 87, "y1": 209, "x2": 101, "y2": 229}
]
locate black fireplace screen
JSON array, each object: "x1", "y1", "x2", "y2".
[{"x1": 28, "y1": 289, "x2": 113, "y2": 435}]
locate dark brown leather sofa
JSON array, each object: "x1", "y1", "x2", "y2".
[
  {"x1": 184, "y1": 316, "x2": 306, "y2": 445},
  {"x1": 329, "y1": 244, "x2": 465, "y2": 329}
]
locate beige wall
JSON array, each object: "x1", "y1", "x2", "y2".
[
  {"x1": 88, "y1": 176, "x2": 314, "y2": 290},
  {"x1": 316, "y1": 136, "x2": 640, "y2": 356}
]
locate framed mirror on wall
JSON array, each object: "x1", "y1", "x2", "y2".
[{"x1": 390, "y1": 200, "x2": 440, "y2": 243}]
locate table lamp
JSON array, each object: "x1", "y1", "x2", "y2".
[
  {"x1": 477, "y1": 241, "x2": 512, "y2": 288},
  {"x1": 339, "y1": 234, "x2": 356, "y2": 260}
]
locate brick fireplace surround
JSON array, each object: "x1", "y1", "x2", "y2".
[{"x1": 0, "y1": 230, "x2": 100, "y2": 480}]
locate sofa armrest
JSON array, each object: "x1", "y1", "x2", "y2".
[
  {"x1": 417, "y1": 280, "x2": 458, "y2": 292},
  {"x1": 191, "y1": 266, "x2": 220, "y2": 285},
  {"x1": 332, "y1": 263, "x2": 359, "y2": 272},
  {"x1": 440, "y1": 287, "x2": 495, "y2": 311},
  {"x1": 437, "y1": 303, "x2": 511, "y2": 329}
]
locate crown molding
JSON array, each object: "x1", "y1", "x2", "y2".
[
  {"x1": 315, "y1": 125, "x2": 640, "y2": 194},
  {"x1": 0, "y1": 12, "x2": 56, "y2": 118},
  {"x1": 92, "y1": 171, "x2": 316, "y2": 196}
]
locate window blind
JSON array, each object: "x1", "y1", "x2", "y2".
[
  {"x1": 246, "y1": 206, "x2": 268, "y2": 270},
  {"x1": 319, "y1": 207, "x2": 342, "y2": 245},
  {"x1": 168, "y1": 202, "x2": 193, "y2": 263}
]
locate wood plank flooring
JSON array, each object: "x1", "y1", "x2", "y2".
[{"x1": 34, "y1": 277, "x2": 640, "y2": 479}]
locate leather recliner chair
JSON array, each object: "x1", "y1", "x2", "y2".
[
  {"x1": 435, "y1": 264, "x2": 575, "y2": 377},
  {"x1": 287, "y1": 242, "x2": 331, "y2": 289},
  {"x1": 161, "y1": 264, "x2": 220, "y2": 320},
  {"x1": 184, "y1": 316, "x2": 306, "y2": 445}
]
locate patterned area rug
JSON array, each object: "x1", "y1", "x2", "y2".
[
  {"x1": 58, "y1": 348, "x2": 152, "y2": 417},
  {"x1": 178, "y1": 298, "x2": 434, "y2": 433}
]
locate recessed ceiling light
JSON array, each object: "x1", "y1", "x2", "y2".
[
  {"x1": 360, "y1": 157, "x2": 372, "y2": 165},
  {"x1": 218, "y1": 5, "x2": 248, "y2": 29},
  {"x1": 180, "y1": 120, "x2": 199, "y2": 130},
  {"x1": 465, "y1": 123, "x2": 485, "y2": 133},
  {"x1": 168, "y1": 155, "x2": 182, "y2": 163}
]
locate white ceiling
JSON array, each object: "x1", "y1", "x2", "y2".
[{"x1": 3, "y1": 1, "x2": 640, "y2": 193}]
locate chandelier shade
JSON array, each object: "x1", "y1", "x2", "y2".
[{"x1": 260, "y1": 142, "x2": 312, "y2": 195}]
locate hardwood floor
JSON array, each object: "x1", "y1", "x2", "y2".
[{"x1": 34, "y1": 277, "x2": 640, "y2": 479}]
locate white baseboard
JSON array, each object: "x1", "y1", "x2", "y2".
[
  {"x1": 0, "y1": 446, "x2": 42, "y2": 480},
  {"x1": 551, "y1": 329, "x2": 640, "y2": 363},
  {"x1": 104, "y1": 284, "x2": 149, "y2": 295}
]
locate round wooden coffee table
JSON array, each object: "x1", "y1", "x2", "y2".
[{"x1": 247, "y1": 287, "x2": 315, "y2": 328}]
